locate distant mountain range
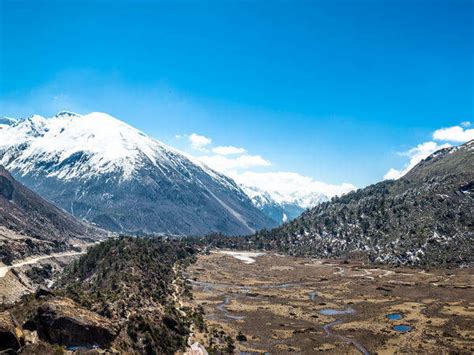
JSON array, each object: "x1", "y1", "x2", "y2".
[
  {"x1": 0, "y1": 166, "x2": 102, "y2": 264},
  {"x1": 240, "y1": 184, "x2": 329, "y2": 223},
  {"x1": 0, "y1": 112, "x2": 275, "y2": 236},
  {"x1": 206, "y1": 141, "x2": 474, "y2": 266}
]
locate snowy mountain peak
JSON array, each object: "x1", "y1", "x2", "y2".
[
  {"x1": 0, "y1": 111, "x2": 192, "y2": 181},
  {"x1": 241, "y1": 184, "x2": 329, "y2": 209},
  {"x1": 240, "y1": 184, "x2": 330, "y2": 224},
  {"x1": 236, "y1": 172, "x2": 356, "y2": 224}
]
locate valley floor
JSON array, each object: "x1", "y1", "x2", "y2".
[{"x1": 186, "y1": 251, "x2": 474, "y2": 354}]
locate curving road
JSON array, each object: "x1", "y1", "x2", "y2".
[{"x1": 0, "y1": 248, "x2": 90, "y2": 278}]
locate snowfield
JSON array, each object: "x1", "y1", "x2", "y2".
[{"x1": 213, "y1": 250, "x2": 265, "y2": 264}]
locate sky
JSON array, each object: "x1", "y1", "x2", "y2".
[{"x1": 1, "y1": 0, "x2": 473, "y2": 194}]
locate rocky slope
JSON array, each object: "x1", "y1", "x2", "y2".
[
  {"x1": 1, "y1": 237, "x2": 206, "y2": 354},
  {"x1": 0, "y1": 166, "x2": 102, "y2": 265},
  {"x1": 202, "y1": 141, "x2": 474, "y2": 266},
  {"x1": 0, "y1": 112, "x2": 275, "y2": 236}
]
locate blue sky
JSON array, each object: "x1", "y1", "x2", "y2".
[{"x1": 1, "y1": 0, "x2": 473, "y2": 189}]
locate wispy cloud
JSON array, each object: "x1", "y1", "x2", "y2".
[
  {"x1": 212, "y1": 145, "x2": 246, "y2": 155},
  {"x1": 199, "y1": 154, "x2": 270, "y2": 171},
  {"x1": 180, "y1": 133, "x2": 268, "y2": 171}
]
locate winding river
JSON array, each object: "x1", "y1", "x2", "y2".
[{"x1": 321, "y1": 309, "x2": 370, "y2": 355}]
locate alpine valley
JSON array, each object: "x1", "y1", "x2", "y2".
[
  {"x1": 0, "y1": 113, "x2": 473, "y2": 355},
  {"x1": 2, "y1": 2, "x2": 473, "y2": 353}
]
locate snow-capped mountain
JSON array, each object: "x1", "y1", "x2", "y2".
[
  {"x1": 241, "y1": 184, "x2": 329, "y2": 224},
  {"x1": 0, "y1": 111, "x2": 275, "y2": 235}
]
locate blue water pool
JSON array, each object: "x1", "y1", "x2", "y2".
[
  {"x1": 386, "y1": 313, "x2": 403, "y2": 320},
  {"x1": 393, "y1": 324, "x2": 412, "y2": 332},
  {"x1": 319, "y1": 308, "x2": 355, "y2": 316}
]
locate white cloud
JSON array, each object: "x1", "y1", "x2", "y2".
[
  {"x1": 383, "y1": 168, "x2": 403, "y2": 180},
  {"x1": 432, "y1": 125, "x2": 474, "y2": 143},
  {"x1": 199, "y1": 154, "x2": 271, "y2": 171},
  {"x1": 188, "y1": 133, "x2": 212, "y2": 151},
  {"x1": 460, "y1": 121, "x2": 471, "y2": 128},
  {"x1": 383, "y1": 141, "x2": 451, "y2": 180},
  {"x1": 188, "y1": 136, "x2": 355, "y2": 205},
  {"x1": 212, "y1": 145, "x2": 247, "y2": 155}
]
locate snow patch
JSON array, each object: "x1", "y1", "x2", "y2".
[{"x1": 213, "y1": 250, "x2": 265, "y2": 264}]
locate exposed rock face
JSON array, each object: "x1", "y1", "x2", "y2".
[
  {"x1": 0, "y1": 166, "x2": 100, "y2": 245},
  {"x1": 0, "y1": 311, "x2": 24, "y2": 351},
  {"x1": 36, "y1": 297, "x2": 117, "y2": 348},
  {"x1": 188, "y1": 342, "x2": 209, "y2": 355},
  {"x1": 0, "y1": 166, "x2": 103, "y2": 264},
  {"x1": 0, "y1": 176, "x2": 14, "y2": 200}
]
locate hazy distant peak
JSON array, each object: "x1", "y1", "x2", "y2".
[
  {"x1": 0, "y1": 117, "x2": 18, "y2": 126},
  {"x1": 55, "y1": 111, "x2": 81, "y2": 118}
]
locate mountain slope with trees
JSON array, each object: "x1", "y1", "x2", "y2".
[{"x1": 202, "y1": 141, "x2": 474, "y2": 266}]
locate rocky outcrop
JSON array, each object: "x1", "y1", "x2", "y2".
[
  {"x1": 188, "y1": 342, "x2": 209, "y2": 355},
  {"x1": 36, "y1": 297, "x2": 117, "y2": 348},
  {"x1": 34, "y1": 286, "x2": 54, "y2": 300},
  {"x1": 2, "y1": 238, "x2": 199, "y2": 354},
  {"x1": 0, "y1": 311, "x2": 24, "y2": 351}
]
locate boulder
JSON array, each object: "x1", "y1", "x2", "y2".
[
  {"x1": 0, "y1": 311, "x2": 24, "y2": 352},
  {"x1": 188, "y1": 342, "x2": 208, "y2": 355},
  {"x1": 35, "y1": 286, "x2": 55, "y2": 300},
  {"x1": 36, "y1": 297, "x2": 117, "y2": 348}
]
